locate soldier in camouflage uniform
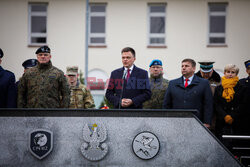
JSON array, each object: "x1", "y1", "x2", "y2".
[
  {"x1": 18, "y1": 46, "x2": 70, "y2": 108},
  {"x1": 66, "y1": 66, "x2": 95, "y2": 109},
  {"x1": 143, "y1": 59, "x2": 169, "y2": 109}
]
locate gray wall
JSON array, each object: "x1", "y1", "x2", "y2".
[{"x1": 0, "y1": 110, "x2": 242, "y2": 167}]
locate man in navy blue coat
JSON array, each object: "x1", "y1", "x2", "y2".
[
  {"x1": 105, "y1": 47, "x2": 151, "y2": 109},
  {"x1": 163, "y1": 58, "x2": 213, "y2": 128},
  {"x1": 0, "y1": 48, "x2": 17, "y2": 108}
]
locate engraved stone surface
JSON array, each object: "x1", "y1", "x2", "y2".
[
  {"x1": 0, "y1": 110, "x2": 242, "y2": 167},
  {"x1": 80, "y1": 123, "x2": 108, "y2": 161},
  {"x1": 132, "y1": 131, "x2": 160, "y2": 160},
  {"x1": 29, "y1": 129, "x2": 53, "y2": 160}
]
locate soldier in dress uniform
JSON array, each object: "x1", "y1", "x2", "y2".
[
  {"x1": 195, "y1": 61, "x2": 221, "y2": 133},
  {"x1": 18, "y1": 46, "x2": 70, "y2": 108},
  {"x1": 238, "y1": 60, "x2": 250, "y2": 134},
  {"x1": 195, "y1": 61, "x2": 221, "y2": 95},
  {"x1": 16, "y1": 59, "x2": 38, "y2": 86},
  {"x1": 22, "y1": 59, "x2": 38, "y2": 72},
  {"x1": 66, "y1": 66, "x2": 95, "y2": 109},
  {"x1": 143, "y1": 59, "x2": 169, "y2": 109},
  {"x1": 0, "y1": 48, "x2": 17, "y2": 108}
]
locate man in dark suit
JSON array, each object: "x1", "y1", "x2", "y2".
[
  {"x1": 105, "y1": 47, "x2": 151, "y2": 109},
  {"x1": 0, "y1": 48, "x2": 17, "y2": 108},
  {"x1": 163, "y1": 58, "x2": 213, "y2": 128}
]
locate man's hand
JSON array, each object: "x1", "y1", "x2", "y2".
[
  {"x1": 121, "y1": 98, "x2": 133, "y2": 107},
  {"x1": 204, "y1": 124, "x2": 211, "y2": 129}
]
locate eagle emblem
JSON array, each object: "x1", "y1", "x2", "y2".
[{"x1": 80, "y1": 123, "x2": 108, "y2": 161}]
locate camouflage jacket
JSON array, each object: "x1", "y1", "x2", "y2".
[
  {"x1": 69, "y1": 82, "x2": 95, "y2": 109},
  {"x1": 18, "y1": 61, "x2": 70, "y2": 108},
  {"x1": 143, "y1": 75, "x2": 169, "y2": 109}
]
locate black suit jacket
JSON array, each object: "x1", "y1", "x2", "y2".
[{"x1": 105, "y1": 65, "x2": 151, "y2": 109}]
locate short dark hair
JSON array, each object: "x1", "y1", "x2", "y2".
[
  {"x1": 182, "y1": 58, "x2": 196, "y2": 67},
  {"x1": 121, "y1": 47, "x2": 136, "y2": 57}
]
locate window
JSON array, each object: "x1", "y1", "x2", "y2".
[
  {"x1": 87, "y1": 69, "x2": 109, "y2": 108},
  {"x1": 89, "y1": 4, "x2": 106, "y2": 46},
  {"x1": 208, "y1": 3, "x2": 227, "y2": 45},
  {"x1": 28, "y1": 3, "x2": 48, "y2": 45},
  {"x1": 148, "y1": 4, "x2": 166, "y2": 46}
]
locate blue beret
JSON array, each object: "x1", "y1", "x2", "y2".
[
  {"x1": 0, "y1": 48, "x2": 3, "y2": 58},
  {"x1": 245, "y1": 60, "x2": 250, "y2": 68},
  {"x1": 22, "y1": 59, "x2": 38, "y2": 69},
  {"x1": 149, "y1": 59, "x2": 162, "y2": 67},
  {"x1": 35, "y1": 45, "x2": 50, "y2": 54}
]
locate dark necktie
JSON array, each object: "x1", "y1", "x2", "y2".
[
  {"x1": 126, "y1": 69, "x2": 130, "y2": 81},
  {"x1": 185, "y1": 78, "x2": 189, "y2": 88}
]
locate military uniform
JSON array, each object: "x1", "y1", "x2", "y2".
[
  {"x1": 69, "y1": 82, "x2": 95, "y2": 109},
  {"x1": 18, "y1": 61, "x2": 70, "y2": 108},
  {"x1": 195, "y1": 61, "x2": 221, "y2": 133},
  {"x1": 0, "y1": 66, "x2": 17, "y2": 108},
  {"x1": 143, "y1": 74, "x2": 169, "y2": 109},
  {"x1": 195, "y1": 61, "x2": 221, "y2": 95},
  {"x1": 16, "y1": 59, "x2": 38, "y2": 86},
  {"x1": 196, "y1": 70, "x2": 221, "y2": 94},
  {"x1": 238, "y1": 76, "x2": 250, "y2": 134},
  {"x1": 238, "y1": 60, "x2": 250, "y2": 134},
  {"x1": 0, "y1": 48, "x2": 17, "y2": 108}
]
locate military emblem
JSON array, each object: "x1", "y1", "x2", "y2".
[
  {"x1": 29, "y1": 129, "x2": 53, "y2": 160},
  {"x1": 81, "y1": 123, "x2": 108, "y2": 161},
  {"x1": 132, "y1": 131, "x2": 160, "y2": 160}
]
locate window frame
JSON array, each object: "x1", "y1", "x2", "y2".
[
  {"x1": 147, "y1": 3, "x2": 167, "y2": 47},
  {"x1": 89, "y1": 3, "x2": 107, "y2": 47},
  {"x1": 28, "y1": 3, "x2": 48, "y2": 46},
  {"x1": 207, "y1": 3, "x2": 228, "y2": 46}
]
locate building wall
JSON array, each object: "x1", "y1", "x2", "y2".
[{"x1": 0, "y1": 0, "x2": 249, "y2": 81}]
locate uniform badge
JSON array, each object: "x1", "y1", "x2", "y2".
[
  {"x1": 132, "y1": 131, "x2": 160, "y2": 160},
  {"x1": 81, "y1": 123, "x2": 108, "y2": 161},
  {"x1": 29, "y1": 129, "x2": 53, "y2": 160}
]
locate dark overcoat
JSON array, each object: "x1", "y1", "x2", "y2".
[
  {"x1": 163, "y1": 75, "x2": 213, "y2": 124},
  {"x1": 214, "y1": 83, "x2": 245, "y2": 138},
  {"x1": 238, "y1": 77, "x2": 250, "y2": 134},
  {"x1": 0, "y1": 66, "x2": 17, "y2": 108},
  {"x1": 105, "y1": 65, "x2": 151, "y2": 109}
]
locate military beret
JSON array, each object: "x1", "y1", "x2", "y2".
[
  {"x1": 149, "y1": 59, "x2": 162, "y2": 67},
  {"x1": 0, "y1": 48, "x2": 4, "y2": 58},
  {"x1": 22, "y1": 59, "x2": 38, "y2": 69},
  {"x1": 35, "y1": 45, "x2": 50, "y2": 54},
  {"x1": 66, "y1": 66, "x2": 78, "y2": 76},
  {"x1": 198, "y1": 61, "x2": 215, "y2": 73},
  {"x1": 244, "y1": 60, "x2": 250, "y2": 68}
]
